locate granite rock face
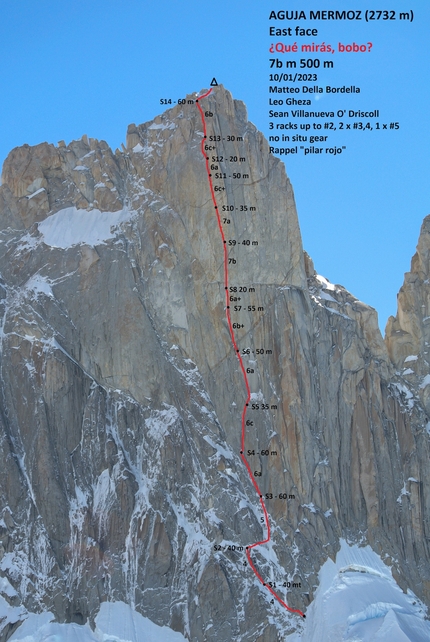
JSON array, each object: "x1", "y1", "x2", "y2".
[
  {"x1": 0, "y1": 86, "x2": 429, "y2": 641},
  {"x1": 386, "y1": 215, "x2": 430, "y2": 408}
]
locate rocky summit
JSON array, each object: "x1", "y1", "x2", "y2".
[{"x1": 0, "y1": 85, "x2": 429, "y2": 641}]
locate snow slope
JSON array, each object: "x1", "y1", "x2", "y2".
[
  {"x1": 8, "y1": 601, "x2": 186, "y2": 642},
  {"x1": 289, "y1": 540, "x2": 430, "y2": 641}
]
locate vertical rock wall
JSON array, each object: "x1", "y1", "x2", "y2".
[{"x1": 0, "y1": 86, "x2": 428, "y2": 641}]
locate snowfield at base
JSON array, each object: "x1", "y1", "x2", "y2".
[
  {"x1": 8, "y1": 601, "x2": 186, "y2": 642},
  {"x1": 38, "y1": 206, "x2": 134, "y2": 248},
  {"x1": 288, "y1": 539, "x2": 430, "y2": 641}
]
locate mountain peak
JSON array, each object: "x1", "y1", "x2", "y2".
[{"x1": 0, "y1": 86, "x2": 429, "y2": 641}]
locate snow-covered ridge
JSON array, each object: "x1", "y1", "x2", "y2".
[{"x1": 289, "y1": 540, "x2": 430, "y2": 641}]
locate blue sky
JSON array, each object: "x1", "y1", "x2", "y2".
[{"x1": 0, "y1": 0, "x2": 428, "y2": 330}]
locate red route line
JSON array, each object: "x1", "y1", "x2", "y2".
[{"x1": 195, "y1": 88, "x2": 305, "y2": 619}]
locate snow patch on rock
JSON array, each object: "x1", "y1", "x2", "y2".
[{"x1": 38, "y1": 206, "x2": 135, "y2": 248}]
